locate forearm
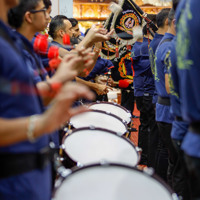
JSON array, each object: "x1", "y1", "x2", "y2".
[
  {"x1": 59, "y1": 47, "x2": 70, "y2": 58},
  {"x1": 76, "y1": 35, "x2": 93, "y2": 50},
  {"x1": 36, "y1": 81, "x2": 57, "y2": 106},
  {"x1": 165, "y1": 74, "x2": 170, "y2": 94},
  {"x1": 76, "y1": 77, "x2": 98, "y2": 91},
  {"x1": 0, "y1": 116, "x2": 45, "y2": 147}
]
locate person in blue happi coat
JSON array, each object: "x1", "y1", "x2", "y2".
[
  {"x1": 176, "y1": 0, "x2": 200, "y2": 199},
  {"x1": 49, "y1": 21, "x2": 111, "y2": 99},
  {"x1": 163, "y1": 2, "x2": 191, "y2": 199},
  {"x1": 131, "y1": 22, "x2": 156, "y2": 166},
  {"x1": 0, "y1": 1, "x2": 95, "y2": 200},
  {"x1": 154, "y1": 8, "x2": 178, "y2": 187}
]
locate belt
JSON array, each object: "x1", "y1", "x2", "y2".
[
  {"x1": 0, "y1": 147, "x2": 56, "y2": 179},
  {"x1": 175, "y1": 116, "x2": 183, "y2": 121},
  {"x1": 158, "y1": 96, "x2": 170, "y2": 106},
  {"x1": 189, "y1": 122, "x2": 200, "y2": 134}
]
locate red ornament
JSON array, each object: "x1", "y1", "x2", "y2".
[
  {"x1": 49, "y1": 58, "x2": 61, "y2": 69},
  {"x1": 33, "y1": 34, "x2": 48, "y2": 54},
  {"x1": 44, "y1": 33, "x2": 49, "y2": 38},
  {"x1": 48, "y1": 46, "x2": 59, "y2": 59},
  {"x1": 63, "y1": 34, "x2": 71, "y2": 45},
  {"x1": 116, "y1": 46, "x2": 119, "y2": 58},
  {"x1": 118, "y1": 79, "x2": 129, "y2": 88},
  {"x1": 126, "y1": 45, "x2": 132, "y2": 51},
  {"x1": 51, "y1": 82, "x2": 62, "y2": 92},
  {"x1": 83, "y1": 68, "x2": 90, "y2": 76}
]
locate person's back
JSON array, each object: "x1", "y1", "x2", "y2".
[
  {"x1": 131, "y1": 40, "x2": 143, "y2": 97},
  {"x1": 0, "y1": 13, "x2": 52, "y2": 200},
  {"x1": 149, "y1": 8, "x2": 170, "y2": 76},
  {"x1": 176, "y1": 0, "x2": 200, "y2": 199}
]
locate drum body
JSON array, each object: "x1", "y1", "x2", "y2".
[
  {"x1": 62, "y1": 127, "x2": 139, "y2": 168},
  {"x1": 69, "y1": 110, "x2": 128, "y2": 136},
  {"x1": 89, "y1": 101, "x2": 132, "y2": 124},
  {"x1": 54, "y1": 164, "x2": 178, "y2": 200}
]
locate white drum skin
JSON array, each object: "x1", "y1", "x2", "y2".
[
  {"x1": 54, "y1": 164, "x2": 178, "y2": 200},
  {"x1": 89, "y1": 101, "x2": 132, "y2": 124},
  {"x1": 63, "y1": 128, "x2": 139, "y2": 167},
  {"x1": 69, "y1": 110, "x2": 128, "y2": 136}
]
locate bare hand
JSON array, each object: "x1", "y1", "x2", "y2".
[
  {"x1": 93, "y1": 83, "x2": 113, "y2": 95},
  {"x1": 40, "y1": 82, "x2": 95, "y2": 134},
  {"x1": 85, "y1": 25, "x2": 114, "y2": 44},
  {"x1": 107, "y1": 78, "x2": 116, "y2": 87}
]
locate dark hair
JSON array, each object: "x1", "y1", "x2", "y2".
[
  {"x1": 172, "y1": 0, "x2": 180, "y2": 12},
  {"x1": 156, "y1": 8, "x2": 170, "y2": 28},
  {"x1": 8, "y1": 0, "x2": 41, "y2": 29},
  {"x1": 168, "y1": 8, "x2": 175, "y2": 26},
  {"x1": 68, "y1": 18, "x2": 78, "y2": 27},
  {"x1": 43, "y1": 0, "x2": 52, "y2": 9},
  {"x1": 85, "y1": 28, "x2": 90, "y2": 36},
  {"x1": 49, "y1": 15, "x2": 68, "y2": 39}
]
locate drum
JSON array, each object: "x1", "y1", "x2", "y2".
[
  {"x1": 62, "y1": 127, "x2": 140, "y2": 168},
  {"x1": 69, "y1": 110, "x2": 128, "y2": 136},
  {"x1": 54, "y1": 163, "x2": 178, "y2": 200},
  {"x1": 89, "y1": 101, "x2": 132, "y2": 124}
]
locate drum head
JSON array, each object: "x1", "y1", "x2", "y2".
[
  {"x1": 54, "y1": 164, "x2": 177, "y2": 200},
  {"x1": 63, "y1": 128, "x2": 139, "y2": 166},
  {"x1": 69, "y1": 110, "x2": 127, "y2": 136},
  {"x1": 89, "y1": 102, "x2": 131, "y2": 124}
]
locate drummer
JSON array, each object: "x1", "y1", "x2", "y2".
[
  {"x1": 0, "y1": 0, "x2": 114, "y2": 199},
  {"x1": 48, "y1": 19, "x2": 111, "y2": 98},
  {"x1": 7, "y1": 0, "x2": 96, "y2": 150}
]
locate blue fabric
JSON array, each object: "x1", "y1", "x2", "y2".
[
  {"x1": 156, "y1": 103, "x2": 174, "y2": 123},
  {"x1": 133, "y1": 75, "x2": 144, "y2": 96},
  {"x1": 140, "y1": 37, "x2": 155, "y2": 95},
  {"x1": 18, "y1": 32, "x2": 59, "y2": 148},
  {"x1": 85, "y1": 56, "x2": 113, "y2": 81},
  {"x1": 0, "y1": 21, "x2": 51, "y2": 200},
  {"x1": 171, "y1": 120, "x2": 189, "y2": 141},
  {"x1": 167, "y1": 39, "x2": 182, "y2": 118},
  {"x1": 155, "y1": 33, "x2": 174, "y2": 97},
  {"x1": 51, "y1": 40, "x2": 71, "y2": 51},
  {"x1": 124, "y1": 57, "x2": 133, "y2": 76},
  {"x1": 155, "y1": 33, "x2": 174, "y2": 123},
  {"x1": 149, "y1": 33, "x2": 164, "y2": 76},
  {"x1": 16, "y1": 32, "x2": 48, "y2": 84},
  {"x1": 176, "y1": 0, "x2": 200, "y2": 158},
  {"x1": 143, "y1": 68, "x2": 155, "y2": 95},
  {"x1": 176, "y1": 0, "x2": 200, "y2": 123},
  {"x1": 167, "y1": 38, "x2": 189, "y2": 140},
  {"x1": 149, "y1": 33, "x2": 163, "y2": 104},
  {"x1": 131, "y1": 38, "x2": 155, "y2": 96},
  {"x1": 131, "y1": 41, "x2": 142, "y2": 77},
  {"x1": 131, "y1": 38, "x2": 151, "y2": 76},
  {"x1": 182, "y1": 132, "x2": 200, "y2": 158}
]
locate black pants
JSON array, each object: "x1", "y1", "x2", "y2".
[
  {"x1": 143, "y1": 96, "x2": 159, "y2": 168},
  {"x1": 121, "y1": 89, "x2": 134, "y2": 115},
  {"x1": 172, "y1": 139, "x2": 191, "y2": 200},
  {"x1": 156, "y1": 122, "x2": 178, "y2": 188},
  {"x1": 184, "y1": 154, "x2": 200, "y2": 200},
  {"x1": 135, "y1": 95, "x2": 159, "y2": 166},
  {"x1": 136, "y1": 96, "x2": 149, "y2": 165}
]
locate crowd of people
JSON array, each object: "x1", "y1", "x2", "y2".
[{"x1": 0, "y1": 0, "x2": 200, "y2": 200}]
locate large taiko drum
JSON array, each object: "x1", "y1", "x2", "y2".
[
  {"x1": 53, "y1": 163, "x2": 178, "y2": 200},
  {"x1": 88, "y1": 101, "x2": 132, "y2": 125},
  {"x1": 61, "y1": 127, "x2": 140, "y2": 168},
  {"x1": 69, "y1": 110, "x2": 128, "y2": 136}
]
